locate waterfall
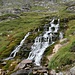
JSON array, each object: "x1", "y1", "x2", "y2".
[
  {"x1": 3, "y1": 32, "x2": 30, "y2": 60},
  {"x1": 4, "y1": 18, "x2": 60, "y2": 66},
  {"x1": 27, "y1": 19, "x2": 60, "y2": 66},
  {"x1": 59, "y1": 32, "x2": 63, "y2": 39}
]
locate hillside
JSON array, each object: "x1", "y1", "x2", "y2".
[
  {"x1": 0, "y1": 0, "x2": 75, "y2": 15},
  {"x1": 0, "y1": 0, "x2": 75, "y2": 75}
]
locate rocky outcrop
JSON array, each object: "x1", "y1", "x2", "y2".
[{"x1": 67, "y1": 5, "x2": 75, "y2": 13}]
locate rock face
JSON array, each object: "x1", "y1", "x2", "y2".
[
  {"x1": 0, "y1": 0, "x2": 74, "y2": 15},
  {"x1": 65, "y1": 1, "x2": 75, "y2": 12}
]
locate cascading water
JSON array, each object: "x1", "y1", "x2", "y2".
[
  {"x1": 4, "y1": 18, "x2": 60, "y2": 67},
  {"x1": 4, "y1": 32, "x2": 30, "y2": 60},
  {"x1": 27, "y1": 19, "x2": 60, "y2": 66},
  {"x1": 59, "y1": 32, "x2": 63, "y2": 39}
]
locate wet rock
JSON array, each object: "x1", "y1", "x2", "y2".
[{"x1": 70, "y1": 66, "x2": 75, "y2": 75}]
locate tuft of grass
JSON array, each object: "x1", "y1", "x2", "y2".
[{"x1": 66, "y1": 20, "x2": 75, "y2": 36}]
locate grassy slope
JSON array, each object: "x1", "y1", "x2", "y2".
[
  {"x1": 0, "y1": 1, "x2": 75, "y2": 73},
  {"x1": 0, "y1": 12, "x2": 50, "y2": 59},
  {"x1": 0, "y1": 12, "x2": 53, "y2": 73},
  {"x1": 48, "y1": 13, "x2": 75, "y2": 70}
]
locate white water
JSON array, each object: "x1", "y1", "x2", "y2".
[
  {"x1": 27, "y1": 19, "x2": 60, "y2": 66},
  {"x1": 59, "y1": 32, "x2": 63, "y2": 39},
  {"x1": 4, "y1": 32, "x2": 30, "y2": 60}
]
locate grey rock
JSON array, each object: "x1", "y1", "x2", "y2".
[
  {"x1": 11, "y1": 69, "x2": 32, "y2": 75},
  {"x1": 70, "y1": 66, "x2": 75, "y2": 75}
]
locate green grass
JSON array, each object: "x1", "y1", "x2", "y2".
[
  {"x1": 66, "y1": 20, "x2": 75, "y2": 36},
  {"x1": 48, "y1": 35, "x2": 75, "y2": 69},
  {"x1": 0, "y1": 12, "x2": 51, "y2": 59},
  {"x1": 48, "y1": 15, "x2": 75, "y2": 69}
]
